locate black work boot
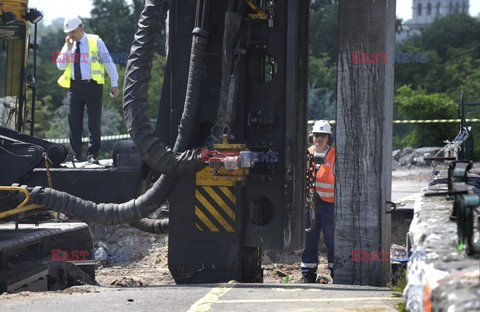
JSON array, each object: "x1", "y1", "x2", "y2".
[{"x1": 300, "y1": 272, "x2": 317, "y2": 283}]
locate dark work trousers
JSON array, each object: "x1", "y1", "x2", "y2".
[
  {"x1": 301, "y1": 199, "x2": 335, "y2": 273},
  {"x1": 67, "y1": 80, "x2": 103, "y2": 160}
]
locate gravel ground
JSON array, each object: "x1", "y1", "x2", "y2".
[{"x1": 91, "y1": 163, "x2": 458, "y2": 287}]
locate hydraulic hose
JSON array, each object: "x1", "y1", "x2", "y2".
[
  {"x1": 28, "y1": 0, "x2": 210, "y2": 228},
  {"x1": 129, "y1": 216, "x2": 169, "y2": 234},
  {"x1": 129, "y1": 0, "x2": 212, "y2": 233},
  {"x1": 123, "y1": 0, "x2": 204, "y2": 175}
]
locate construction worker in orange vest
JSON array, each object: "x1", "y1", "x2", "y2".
[{"x1": 301, "y1": 120, "x2": 335, "y2": 283}]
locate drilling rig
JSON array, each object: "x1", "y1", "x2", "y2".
[{"x1": 0, "y1": 0, "x2": 308, "y2": 291}]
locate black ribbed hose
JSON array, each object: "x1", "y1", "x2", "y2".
[
  {"x1": 123, "y1": 0, "x2": 204, "y2": 174},
  {"x1": 131, "y1": 0, "x2": 212, "y2": 233}
]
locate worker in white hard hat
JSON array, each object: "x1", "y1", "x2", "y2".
[
  {"x1": 300, "y1": 120, "x2": 335, "y2": 283},
  {"x1": 56, "y1": 16, "x2": 119, "y2": 165}
]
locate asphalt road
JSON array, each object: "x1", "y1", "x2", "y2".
[
  {"x1": 0, "y1": 168, "x2": 428, "y2": 311},
  {"x1": 391, "y1": 167, "x2": 435, "y2": 209},
  {"x1": 0, "y1": 283, "x2": 402, "y2": 312}
]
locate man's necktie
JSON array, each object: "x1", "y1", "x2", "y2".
[{"x1": 74, "y1": 41, "x2": 82, "y2": 81}]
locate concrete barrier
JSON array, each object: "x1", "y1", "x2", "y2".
[{"x1": 404, "y1": 183, "x2": 480, "y2": 311}]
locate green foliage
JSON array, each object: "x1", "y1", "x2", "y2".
[
  {"x1": 308, "y1": 53, "x2": 336, "y2": 90},
  {"x1": 394, "y1": 86, "x2": 457, "y2": 119},
  {"x1": 88, "y1": 0, "x2": 166, "y2": 60},
  {"x1": 88, "y1": 0, "x2": 137, "y2": 62},
  {"x1": 146, "y1": 54, "x2": 167, "y2": 118},
  {"x1": 394, "y1": 86, "x2": 457, "y2": 148},
  {"x1": 309, "y1": 0, "x2": 338, "y2": 61},
  {"x1": 308, "y1": 86, "x2": 335, "y2": 121},
  {"x1": 421, "y1": 13, "x2": 480, "y2": 60},
  {"x1": 394, "y1": 13, "x2": 480, "y2": 157},
  {"x1": 395, "y1": 13, "x2": 480, "y2": 100},
  {"x1": 307, "y1": 0, "x2": 338, "y2": 122},
  {"x1": 308, "y1": 53, "x2": 336, "y2": 120},
  {"x1": 28, "y1": 0, "x2": 167, "y2": 152},
  {"x1": 393, "y1": 270, "x2": 408, "y2": 312}
]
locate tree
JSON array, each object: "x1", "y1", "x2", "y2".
[
  {"x1": 308, "y1": 86, "x2": 335, "y2": 121},
  {"x1": 307, "y1": 53, "x2": 336, "y2": 120},
  {"x1": 30, "y1": 0, "x2": 168, "y2": 141},
  {"x1": 395, "y1": 13, "x2": 480, "y2": 101},
  {"x1": 88, "y1": 0, "x2": 137, "y2": 62},
  {"x1": 88, "y1": 0, "x2": 166, "y2": 61},
  {"x1": 394, "y1": 86, "x2": 457, "y2": 148},
  {"x1": 421, "y1": 13, "x2": 480, "y2": 60},
  {"x1": 308, "y1": 0, "x2": 339, "y2": 61}
]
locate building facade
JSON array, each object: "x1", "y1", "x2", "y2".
[
  {"x1": 410, "y1": 0, "x2": 470, "y2": 27},
  {"x1": 397, "y1": 0, "x2": 470, "y2": 42}
]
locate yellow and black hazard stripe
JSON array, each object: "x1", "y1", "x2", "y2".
[{"x1": 194, "y1": 186, "x2": 237, "y2": 233}]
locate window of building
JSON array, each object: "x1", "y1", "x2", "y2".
[
  {"x1": 418, "y1": 3, "x2": 422, "y2": 16},
  {"x1": 449, "y1": 2, "x2": 453, "y2": 13},
  {"x1": 462, "y1": 2, "x2": 467, "y2": 13},
  {"x1": 455, "y1": 2, "x2": 460, "y2": 12},
  {"x1": 427, "y1": 3, "x2": 432, "y2": 15},
  {"x1": 436, "y1": 2, "x2": 441, "y2": 15}
]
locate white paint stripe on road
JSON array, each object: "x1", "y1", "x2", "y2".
[
  {"x1": 215, "y1": 297, "x2": 401, "y2": 303},
  {"x1": 187, "y1": 283, "x2": 235, "y2": 312},
  {"x1": 394, "y1": 192, "x2": 421, "y2": 203}
]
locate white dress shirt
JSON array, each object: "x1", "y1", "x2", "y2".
[{"x1": 56, "y1": 33, "x2": 119, "y2": 87}]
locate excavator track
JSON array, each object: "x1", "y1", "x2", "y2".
[{"x1": 0, "y1": 222, "x2": 95, "y2": 293}]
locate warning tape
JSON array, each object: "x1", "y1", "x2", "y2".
[
  {"x1": 46, "y1": 134, "x2": 131, "y2": 144},
  {"x1": 45, "y1": 118, "x2": 480, "y2": 143},
  {"x1": 308, "y1": 119, "x2": 480, "y2": 125}
]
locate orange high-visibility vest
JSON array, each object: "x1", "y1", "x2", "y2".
[{"x1": 308, "y1": 146, "x2": 335, "y2": 203}]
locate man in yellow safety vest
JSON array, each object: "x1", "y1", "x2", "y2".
[{"x1": 56, "y1": 16, "x2": 119, "y2": 164}]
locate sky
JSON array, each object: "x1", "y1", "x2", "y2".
[{"x1": 29, "y1": 0, "x2": 480, "y2": 25}]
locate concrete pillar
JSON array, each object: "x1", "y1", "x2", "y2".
[{"x1": 334, "y1": 0, "x2": 396, "y2": 286}]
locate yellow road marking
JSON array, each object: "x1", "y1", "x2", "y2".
[
  {"x1": 215, "y1": 297, "x2": 402, "y2": 303},
  {"x1": 195, "y1": 206, "x2": 219, "y2": 232},
  {"x1": 187, "y1": 285, "x2": 235, "y2": 312},
  {"x1": 203, "y1": 186, "x2": 236, "y2": 221},
  {"x1": 219, "y1": 186, "x2": 236, "y2": 205},
  {"x1": 195, "y1": 222, "x2": 203, "y2": 231},
  {"x1": 196, "y1": 190, "x2": 234, "y2": 232}
]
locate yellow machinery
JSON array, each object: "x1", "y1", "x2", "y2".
[{"x1": 0, "y1": 0, "x2": 29, "y2": 130}]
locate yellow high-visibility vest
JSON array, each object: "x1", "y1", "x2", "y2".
[{"x1": 57, "y1": 34, "x2": 105, "y2": 88}]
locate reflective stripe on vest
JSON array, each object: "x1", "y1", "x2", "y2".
[
  {"x1": 308, "y1": 146, "x2": 335, "y2": 203},
  {"x1": 57, "y1": 34, "x2": 105, "y2": 88},
  {"x1": 301, "y1": 262, "x2": 317, "y2": 268},
  {"x1": 316, "y1": 182, "x2": 334, "y2": 189}
]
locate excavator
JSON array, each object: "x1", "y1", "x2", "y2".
[{"x1": 0, "y1": 0, "x2": 308, "y2": 292}]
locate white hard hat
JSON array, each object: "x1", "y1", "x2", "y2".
[
  {"x1": 312, "y1": 120, "x2": 332, "y2": 134},
  {"x1": 64, "y1": 16, "x2": 83, "y2": 33}
]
